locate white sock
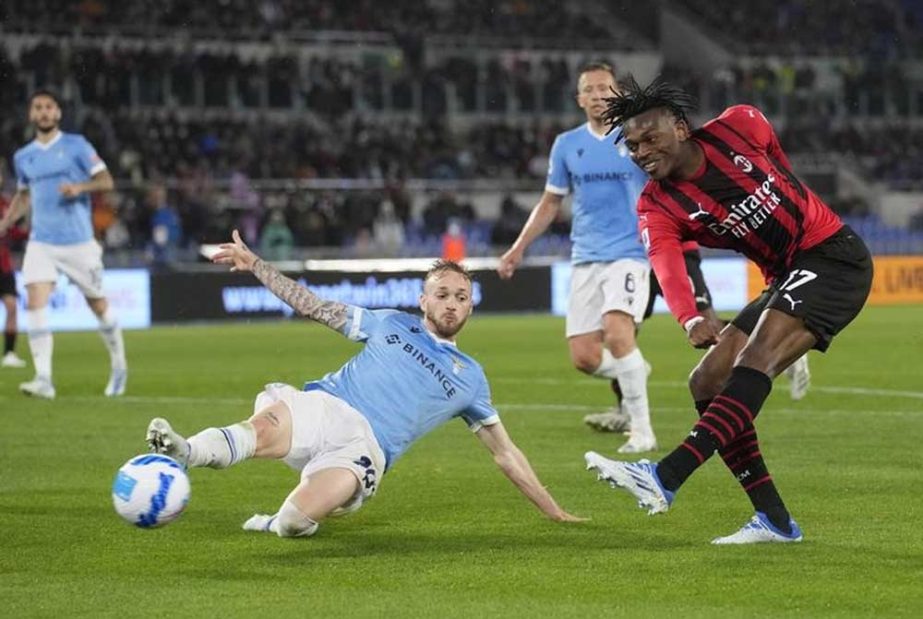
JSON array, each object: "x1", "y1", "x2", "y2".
[
  {"x1": 26, "y1": 308, "x2": 53, "y2": 382},
  {"x1": 608, "y1": 349, "x2": 654, "y2": 438},
  {"x1": 592, "y1": 348, "x2": 620, "y2": 380},
  {"x1": 97, "y1": 308, "x2": 126, "y2": 370},
  {"x1": 187, "y1": 422, "x2": 257, "y2": 469},
  {"x1": 273, "y1": 498, "x2": 320, "y2": 538}
]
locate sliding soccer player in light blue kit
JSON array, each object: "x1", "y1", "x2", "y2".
[
  {"x1": 498, "y1": 62, "x2": 656, "y2": 452},
  {"x1": 0, "y1": 90, "x2": 126, "y2": 399},
  {"x1": 147, "y1": 230, "x2": 583, "y2": 538}
]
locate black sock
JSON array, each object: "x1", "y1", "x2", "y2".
[
  {"x1": 719, "y1": 429, "x2": 791, "y2": 533},
  {"x1": 657, "y1": 366, "x2": 773, "y2": 492},
  {"x1": 694, "y1": 399, "x2": 711, "y2": 415},
  {"x1": 3, "y1": 331, "x2": 14, "y2": 354}
]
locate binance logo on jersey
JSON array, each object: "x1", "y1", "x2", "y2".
[
  {"x1": 572, "y1": 171, "x2": 634, "y2": 186},
  {"x1": 385, "y1": 334, "x2": 401, "y2": 344},
  {"x1": 401, "y1": 342, "x2": 459, "y2": 399}
]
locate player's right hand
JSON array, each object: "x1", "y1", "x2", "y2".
[
  {"x1": 497, "y1": 248, "x2": 523, "y2": 280},
  {"x1": 212, "y1": 229, "x2": 258, "y2": 272}
]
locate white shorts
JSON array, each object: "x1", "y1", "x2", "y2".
[
  {"x1": 22, "y1": 240, "x2": 105, "y2": 299},
  {"x1": 253, "y1": 383, "x2": 386, "y2": 516},
  {"x1": 566, "y1": 259, "x2": 651, "y2": 337}
]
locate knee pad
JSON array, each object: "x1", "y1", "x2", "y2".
[{"x1": 275, "y1": 499, "x2": 319, "y2": 538}]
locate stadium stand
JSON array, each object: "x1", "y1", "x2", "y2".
[{"x1": 2, "y1": 1, "x2": 922, "y2": 260}]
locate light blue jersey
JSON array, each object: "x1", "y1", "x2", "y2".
[
  {"x1": 305, "y1": 307, "x2": 499, "y2": 469},
  {"x1": 546, "y1": 123, "x2": 648, "y2": 264},
  {"x1": 13, "y1": 131, "x2": 107, "y2": 245}
]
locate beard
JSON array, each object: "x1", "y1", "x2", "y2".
[
  {"x1": 34, "y1": 118, "x2": 58, "y2": 133},
  {"x1": 426, "y1": 309, "x2": 468, "y2": 339}
]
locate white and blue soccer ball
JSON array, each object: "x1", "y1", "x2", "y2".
[{"x1": 112, "y1": 454, "x2": 190, "y2": 528}]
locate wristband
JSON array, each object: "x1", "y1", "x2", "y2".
[{"x1": 683, "y1": 316, "x2": 705, "y2": 334}]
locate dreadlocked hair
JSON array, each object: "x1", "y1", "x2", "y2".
[{"x1": 602, "y1": 75, "x2": 697, "y2": 139}]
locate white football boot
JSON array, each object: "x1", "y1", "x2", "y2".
[
  {"x1": 711, "y1": 512, "x2": 803, "y2": 545},
  {"x1": 617, "y1": 433, "x2": 658, "y2": 454},
  {"x1": 146, "y1": 418, "x2": 191, "y2": 468},
  {"x1": 583, "y1": 406, "x2": 632, "y2": 433},
  {"x1": 20, "y1": 377, "x2": 56, "y2": 399},
  {"x1": 1, "y1": 351, "x2": 27, "y2": 368},
  {"x1": 585, "y1": 452, "x2": 674, "y2": 515},
  {"x1": 784, "y1": 354, "x2": 810, "y2": 401},
  {"x1": 105, "y1": 368, "x2": 128, "y2": 397}
]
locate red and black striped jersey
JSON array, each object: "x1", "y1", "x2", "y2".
[
  {"x1": 0, "y1": 195, "x2": 28, "y2": 274},
  {"x1": 637, "y1": 105, "x2": 843, "y2": 325}
]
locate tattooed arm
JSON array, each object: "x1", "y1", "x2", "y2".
[
  {"x1": 250, "y1": 257, "x2": 348, "y2": 331},
  {"x1": 212, "y1": 229, "x2": 348, "y2": 332}
]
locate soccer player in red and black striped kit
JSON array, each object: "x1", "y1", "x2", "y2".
[
  {"x1": 585, "y1": 77, "x2": 873, "y2": 544},
  {"x1": 0, "y1": 165, "x2": 28, "y2": 368}
]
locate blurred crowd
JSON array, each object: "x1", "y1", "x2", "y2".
[
  {"x1": 1, "y1": 0, "x2": 615, "y2": 47},
  {"x1": 0, "y1": 42, "x2": 578, "y2": 116},
  {"x1": 3, "y1": 0, "x2": 923, "y2": 263},
  {"x1": 3, "y1": 38, "x2": 920, "y2": 191},
  {"x1": 0, "y1": 159, "x2": 566, "y2": 265},
  {"x1": 678, "y1": 0, "x2": 921, "y2": 57}
]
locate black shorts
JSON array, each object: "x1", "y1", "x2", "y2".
[
  {"x1": 644, "y1": 250, "x2": 713, "y2": 320},
  {"x1": 731, "y1": 226, "x2": 873, "y2": 352},
  {"x1": 0, "y1": 271, "x2": 16, "y2": 297}
]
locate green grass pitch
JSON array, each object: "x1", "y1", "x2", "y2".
[{"x1": 1, "y1": 306, "x2": 921, "y2": 617}]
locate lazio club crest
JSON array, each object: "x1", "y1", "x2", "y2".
[{"x1": 451, "y1": 355, "x2": 467, "y2": 375}]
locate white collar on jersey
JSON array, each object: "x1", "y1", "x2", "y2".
[
  {"x1": 424, "y1": 323, "x2": 458, "y2": 347},
  {"x1": 584, "y1": 122, "x2": 611, "y2": 141},
  {"x1": 32, "y1": 130, "x2": 63, "y2": 150}
]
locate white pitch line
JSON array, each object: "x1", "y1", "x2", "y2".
[
  {"x1": 494, "y1": 377, "x2": 923, "y2": 400},
  {"x1": 808, "y1": 386, "x2": 923, "y2": 400},
  {"x1": 497, "y1": 405, "x2": 921, "y2": 417},
  {"x1": 0, "y1": 394, "x2": 916, "y2": 416}
]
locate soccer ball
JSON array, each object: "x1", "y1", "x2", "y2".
[{"x1": 112, "y1": 454, "x2": 190, "y2": 528}]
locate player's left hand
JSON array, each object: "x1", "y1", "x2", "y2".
[
  {"x1": 242, "y1": 513, "x2": 277, "y2": 533},
  {"x1": 212, "y1": 229, "x2": 259, "y2": 272},
  {"x1": 58, "y1": 183, "x2": 84, "y2": 198}
]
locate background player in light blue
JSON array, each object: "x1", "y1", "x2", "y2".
[
  {"x1": 147, "y1": 230, "x2": 583, "y2": 538},
  {"x1": 498, "y1": 62, "x2": 656, "y2": 453},
  {"x1": 0, "y1": 90, "x2": 126, "y2": 399}
]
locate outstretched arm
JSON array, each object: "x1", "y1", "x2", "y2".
[
  {"x1": 476, "y1": 421, "x2": 585, "y2": 522},
  {"x1": 497, "y1": 191, "x2": 563, "y2": 279},
  {"x1": 212, "y1": 229, "x2": 348, "y2": 332}
]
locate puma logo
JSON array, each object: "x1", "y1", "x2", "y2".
[
  {"x1": 688, "y1": 203, "x2": 710, "y2": 221},
  {"x1": 783, "y1": 293, "x2": 802, "y2": 311}
]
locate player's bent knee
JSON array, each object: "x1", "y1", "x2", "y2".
[
  {"x1": 249, "y1": 402, "x2": 293, "y2": 458},
  {"x1": 605, "y1": 332, "x2": 638, "y2": 359},
  {"x1": 276, "y1": 499, "x2": 319, "y2": 538},
  {"x1": 571, "y1": 353, "x2": 599, "y2": 374},
  {"x1": 688, "y1": 361, "x2": 722, "y2": 400}
]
